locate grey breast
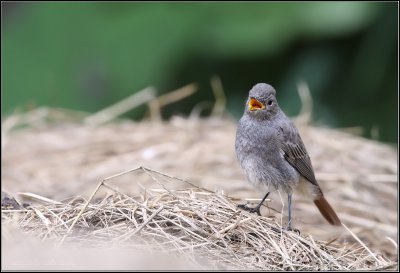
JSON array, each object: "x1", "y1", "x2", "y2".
[{"x1": 235, "y1": 116, "x2": 298, "y2": 192}]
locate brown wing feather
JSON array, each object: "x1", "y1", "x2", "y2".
[
  {"x1": 278, "y1": 125, "x2": 318, "y2": 186},
  {"x1": 277, "y1": 123, "x2": 341, "y2": 226}
]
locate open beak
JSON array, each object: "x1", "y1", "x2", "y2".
[{"x1": 248, "y1": 98, "x2": 265, "y2": 111}]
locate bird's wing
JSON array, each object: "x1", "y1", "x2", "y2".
[{"x1": 276, "y1": 123, "x2": 318, "y2": 186}]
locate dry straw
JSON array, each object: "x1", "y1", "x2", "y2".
[
  {"x1": 2, "y1": 167, "x2": 395, "y2": 270},
  {"x1": 2, "y1": 81, "x2": 398, "y2": 270}
]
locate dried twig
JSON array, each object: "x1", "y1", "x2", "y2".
[{"x1": 84, "y1": 86, "x2": 156, "y2": 125}]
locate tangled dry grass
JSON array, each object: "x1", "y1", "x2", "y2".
[
  {"x1": 1, "y1": 84, "x2": 398, "y2": 270},
  {"x1": 2, "y1": 167, "x2": 395, "y2": 270}
]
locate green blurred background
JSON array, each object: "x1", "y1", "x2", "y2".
[{"x1": 2, "y1": 2, "x2": 397, "y2": 143}]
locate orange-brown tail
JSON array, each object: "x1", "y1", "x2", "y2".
[{"x1": 314, "y1": 196, "x2": 341, "y2": 226}]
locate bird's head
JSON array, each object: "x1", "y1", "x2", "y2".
[{"x1": 245, "y1": 83, "x2": 280, "y2": 120}]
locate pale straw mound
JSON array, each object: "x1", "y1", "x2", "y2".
[
  {"x1": 2, "y1": 82, "x2": 397, "y2": 270},
  {"x1": 2, "y1": 167, "x2": 396, "y2": 270}
]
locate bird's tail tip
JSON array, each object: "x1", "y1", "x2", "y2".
[{"x1": 314, "y1": 196, "x2": 341, "y2": 226}]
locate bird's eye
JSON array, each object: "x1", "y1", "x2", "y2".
[{"x1": 267, "y1": 100, "x2": 273, "y2": 106}]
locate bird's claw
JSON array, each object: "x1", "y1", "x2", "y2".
[
  {"x1": 270, "y1": 226, "x2": 301, "y2": 235},
  {"x1": 284, "y1": 224, "x2": 301, "y2": 235},
  {"x1": 237, "y1": 203, "x2": 261, "y2": 216}
]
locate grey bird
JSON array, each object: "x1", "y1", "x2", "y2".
[{"x1": 235, "y1": 83, "x2": 341, "y2": 229}]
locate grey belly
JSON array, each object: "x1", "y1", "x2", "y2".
[{"x1": 239, "y1": 155, "x2": 299, "y2": 194}]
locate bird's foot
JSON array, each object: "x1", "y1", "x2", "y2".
[
  {"x1": 237, "y1": 203, "x2": 262, "y2": 216},
  {"x1": 284, "y1": 223, "x2": 301, "y2": 235},
  {"x1": 270, "y1": 225, "x2": 300, "y2": 235}
]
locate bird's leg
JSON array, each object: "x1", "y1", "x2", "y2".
[
  {"x1": 238, "y1": 192, "x2": 270, "y2": 216},
  {"x1": 286, "y1": 193, "x2": 293, "y2": 231},
  {"x1": 282, "y1": 194, "x2": 300, "y2": 234}
]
